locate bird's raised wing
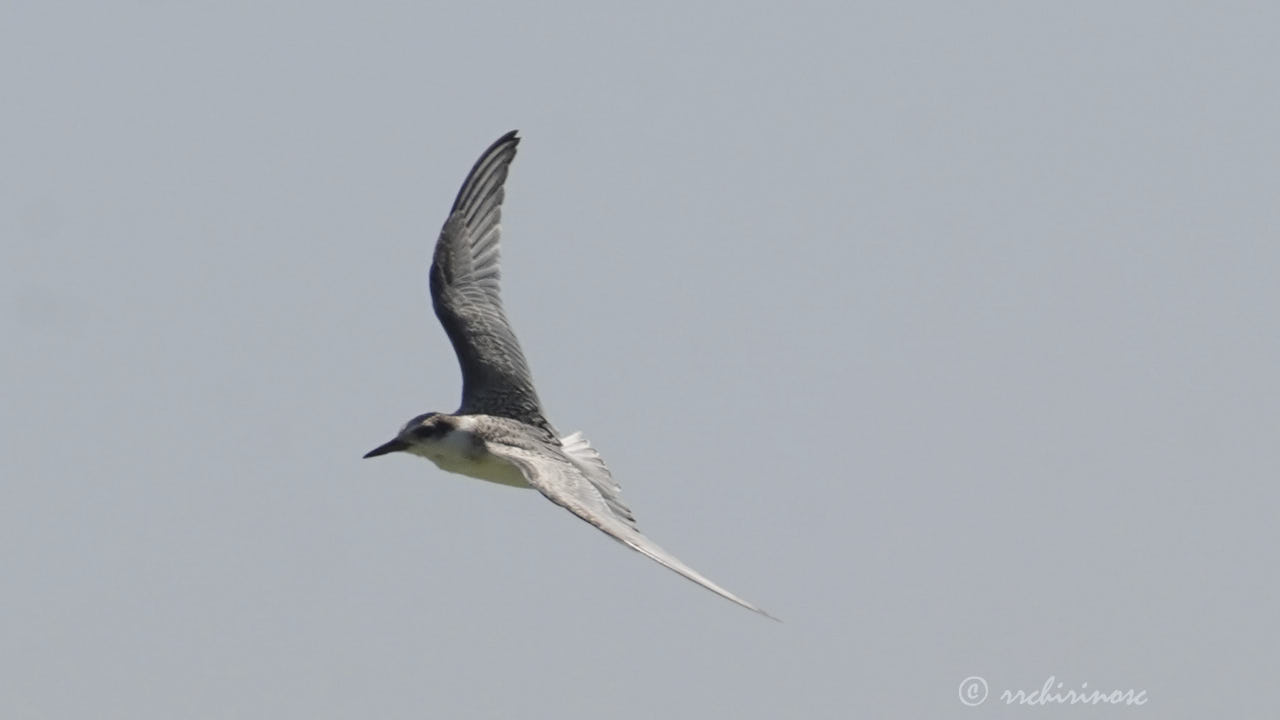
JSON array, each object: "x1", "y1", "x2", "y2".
[
  {"x1": 493, "y1": 440, "x2": 776, "y2": 619},
  {"x1": 430, "y1": 131, "x2": 549, "y2": 429}
]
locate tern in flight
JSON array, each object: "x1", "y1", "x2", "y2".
[{"x1": 363, "y1": 131, "x2": 773, "y2": 618}]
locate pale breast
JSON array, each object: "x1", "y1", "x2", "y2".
[{"x1": 420, "y1": 431, "x2": 531, "y2": 488}]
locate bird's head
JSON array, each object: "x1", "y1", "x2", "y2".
[{"x1": 363, "y1": 412, "x2": 454, "y2": 459}]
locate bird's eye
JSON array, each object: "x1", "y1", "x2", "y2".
[{"x1": 412, "y1": 425, "x2": 437, "y2": 438}]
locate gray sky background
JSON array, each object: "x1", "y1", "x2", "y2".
[{"x1": 3, "y1": 2, "x2": 1277, "y2": 718}]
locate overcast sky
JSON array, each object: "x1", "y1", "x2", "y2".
[{"x1": 3, "y1": 2, "x2": 1277, "y2": 718}]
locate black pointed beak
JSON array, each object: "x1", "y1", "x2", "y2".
[{"x1": 363, "y1": 438, "x2": 409, "y2": 459}]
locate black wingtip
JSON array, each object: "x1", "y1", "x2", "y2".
[
  {"x1": 448, "y1": 131, "x2": 522, "y2": 216},
  {"x1": 486, "y1": 129, "x2": 520, "y2": 153}
]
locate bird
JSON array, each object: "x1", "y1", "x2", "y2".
[{"x1": 363, "y1": 131, "x2": 774, "y2": 619}]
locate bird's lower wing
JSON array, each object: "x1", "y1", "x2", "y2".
[{"x1": 494, "y1": 443, "x2": 776, "y2": 620}]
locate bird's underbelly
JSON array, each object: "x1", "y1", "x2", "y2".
[{"x1": 426, "y1": 450, "x2": 531, "y2": 488}]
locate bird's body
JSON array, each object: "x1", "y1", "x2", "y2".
[
  {"x1": 364, "y1": 131, "x2": 773, "y2": 619},
  {"x1": 405, "y1": 415, "x2": 531, "y2": 488}
]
